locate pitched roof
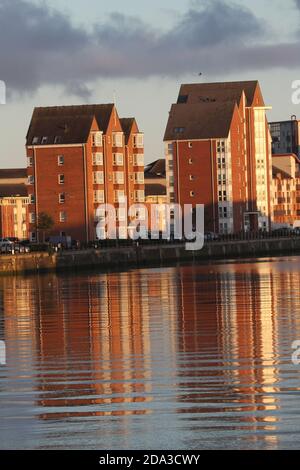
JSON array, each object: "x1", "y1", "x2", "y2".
[
  {"x1": 145, "y1": 183, "x2": 167, "y2": 197},
  {"x1": 120, "y1": 118, "x2": 136, "y2": 144},
  {"x1": 272, "y1": 153, "x2": 300, "y2": 162},
  {"x1": 178, "y1": 80, "x2": 261, "y2": 107},
  {"x1": 144, "y1": 159, "x2": 166, "y2": 178},
  {"x1": 272, "y1": 166, "x2": 292, "y2": 179},
  {"x1": 26, "y1": 104, "x2": 115, "y2": 145},
  {"x1": 0, "y1": 168, "x2": 27, "y2": 179},
  {"x1": 0, "y1": 184, "x2": 28, "y2": 198},
  {"x1": 164, "y1": 101, "x2": 236, "y2": 141}
]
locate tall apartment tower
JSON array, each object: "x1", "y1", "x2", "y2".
[
  {"x1": 269, "y1": 116, "x2": 300, "y2": 159},
  {"x1": 26, "y1": 105, "x2": 144, "y2": 242},
  {"x1": 164, "y1": 81, "x2": 273, "y2": 233}
]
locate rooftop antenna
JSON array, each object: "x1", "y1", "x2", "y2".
[{"x1": 113, "y1": 90, "x2": 117, "y2": 107}]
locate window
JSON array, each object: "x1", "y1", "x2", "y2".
[
  {"x1": 59, "y1": 193, "x2": 65, "y2": 204},
  {"x1": 93, "y1": 171, "x2": 104, "y2": 184},
  {"x1": 28, "y1": 175, "x2": 34, "y2": 184},
  {"x1": 134, "y1": 190, "x2": 145, "y2": 202},
  {"x1": 93, "y1": 190, "x2": 104, "y2": 203},
  {"x1": 173, "y1": 127, "x2": 185, "y2": 134},
  {"x1": 41, "y1": 136, "x2": 48, "y2": 144},
  {"x1": 189, "y1": 158, "x2": 193, "y2": 164},
  {"x1": 133, "y1": 133, "x2": 144, "y2": 148},
  {"x1": 114, "y1": 190, "x2": 125, "y2": 203},
  {"x1": 135, "y1": 207, "x2": 146, "y2": 220},
  {"x1": 58, "y1": 174, "x2": 65, "y2": 185},
  {"x1": 134, "y1": 172, "x2": 144, "y2": 184},
  {"x1": 189, "y1": 175, "x2": 194, "y2": 181},
  {"x1": 27, "y1": 156, "x2": 33, "y2": 167},
  {"x1": 32, "y1": 136, "x2": 39, "y2": 145},
  {"x1": 112, "y1": 132, "x2": 123, "y2": 147},
  {"x1": 29, "y1": 213, "x2": 36, "y2": 223},
  {"x1": 54, "y1": 136, "x2": 62, "y2": 144},
  {"x1": 134, "y1": 154, "x2": 144, "y2": 166},
  {"x1": 114, "y1": 171, "x2": 124, "y2": 184},
  {"x1": 117, "y1": 207, "x2": 126, "y2": 222},
  {"x1": 113, "y1": 153, "x2": 124, "y2": 166},
  {"x1": 92, "y1": 152, "x2": 103, "y2": 166},
  {"x1": 58, "y1": 155, "x2": 64, "y2": 166},
  {"x1": 92, "y1": 132, "x2": 103, "y2": 147},
  {"x1": 188, "y1": 142, "x2": 193, "y2": 148},
  {"x1": 30, "y1": 232, "x2": 36, "y2": 242},
  {"x1": 59, "y1": 211, "x2": 66, "y2": 222},
  {"x1": 29, "y1": 194, "x2": 35, "y2": 204},
  {"x1": 190, "y1": 191, "x2": 195, "y2": 197}
]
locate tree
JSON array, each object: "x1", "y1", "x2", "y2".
[{"x1": 36, "y1": 212, "x2": 54, "y2": 243}]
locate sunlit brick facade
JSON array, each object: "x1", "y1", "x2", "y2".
[
  {"x1": 164, "y1": 81, "x2": 273, "y2": 234},
  {"x1": 0, "y1": 169, "x2": 29, "y2": 240},
  {"x1": 26, "y1": 105, "x2": 144, "y2": 242},
  {"x1": 271, "y1": 153, "x2": 300, "y2": 228}
]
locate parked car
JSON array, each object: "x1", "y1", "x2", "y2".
[
  {"x1": 14, "y1": 242, "x2": 31, "y2": 253},
  {"x1": 0, "y1": 238, "x2": 14, "y2": 254},
  {"x1": 272, "y1": 227, "x2": 294, "y2": 236}
]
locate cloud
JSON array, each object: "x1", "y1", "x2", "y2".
[{"x1": 0, "y1": 0, "x2": 299, "y2": 97}]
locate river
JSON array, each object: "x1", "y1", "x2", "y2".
[{"x1": 0, "y1": 257, "x2": 300, "y2": 449}]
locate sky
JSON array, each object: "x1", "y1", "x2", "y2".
[{"x1": 1, "y1": 0, "x2": 300, "y2": 167}]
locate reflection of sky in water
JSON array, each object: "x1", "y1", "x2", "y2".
[{"x1": 0, "y1": 257, "x2": 300, "y2": 450}]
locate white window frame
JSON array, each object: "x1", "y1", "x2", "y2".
[
  {"x1": 93, "y1": 171, "x2": 104, "y2": 184},
  {"x1": 58, "y1": 174, "x2": 65, "y2": 185},
  {"x1": 134, "y1": 172, "x2": 144, "y2": 184},
  {"x1": 58, "y1": 155, "x2": 64, "y2": 166},
  {"x1": 93, "y1": 190, "x2": 105, "y2": 203},
  {"x1": 133, "y1": 133, "x2": 144, "y2": 148},
  {"x1": 134, "y1": 190, "x2": 145, "y2": 203},
  {"x1": 59, "y1": 193, "x2": 65, "y2": 204},
  {"x1": 59, "y1": 211, "x2": 66, "y2": 223},
  {"x1": 133, "y1": 154, "x2": 144, "y2": 166},
  {"x1": 114, "y1": 171, "x2": 124, "y2": 184},
  {"x1": 114, "y1": 190, "x2": 125, "y2": 203},
  {"x1": 112, "y1": 132, "x2": 123, "y2": 147},
  {"x1": 92, "y1": 152, "x2": 103, "y2": 166},
  {"x1": 113, "y1": 153, "x2": 124, "y2": 166},
  {"x1": 92, "y1": 132, "x2": 103, "y2": 147},
  {"x1": 28, "y1": 175, "x2": 34, "y2": 185}
]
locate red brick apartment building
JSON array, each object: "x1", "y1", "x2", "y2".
[
  {"x1": 164, "y1": 81, "x2": 273, "y2": 234},
  {"x1": 26, "y1": 105, "x2": 145, "y2": 242},
  {"x1": 0, "y1": 169, "x2": 29, "y2": 239},
  {"x1": 272, "y1": 153, "x2": 300, "y2": 228}
]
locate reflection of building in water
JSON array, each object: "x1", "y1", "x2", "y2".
[
  {"x1": 174, "y1": 262, "x2": 300, "y2": 445},
  {"x1": 1, "y1": 270, "x2": 179, "y2": 422},
  {"x1": 1, "y1": 276, "x2": 39, "y2": 365}
]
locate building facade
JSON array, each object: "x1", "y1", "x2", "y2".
[
  {"x1": 272, "y1": 153, "x2": 300, "y2": 228},
  {"x1": 26, "y1": 105, "x2": 144, "y2": 242},
  {"x1": 144, "y1": 159, "x2": 168, "y2": 232},
  {"x1": 164, "y1": 81, "x2": 273, "y2": 234},
  {"x1": 269, "y1": 116, "x2": 300, "y2": 159},
  {"x1": 0, "y1": 169, "x2": 29, "y2": 240}
]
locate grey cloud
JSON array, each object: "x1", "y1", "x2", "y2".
[{"x1": 0, "y1": 0, "x2": 298, "y2": 97}]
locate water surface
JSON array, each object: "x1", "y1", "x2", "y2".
[{"x1": 0, "y1": 258, "x2": 300, "y2": 449}]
